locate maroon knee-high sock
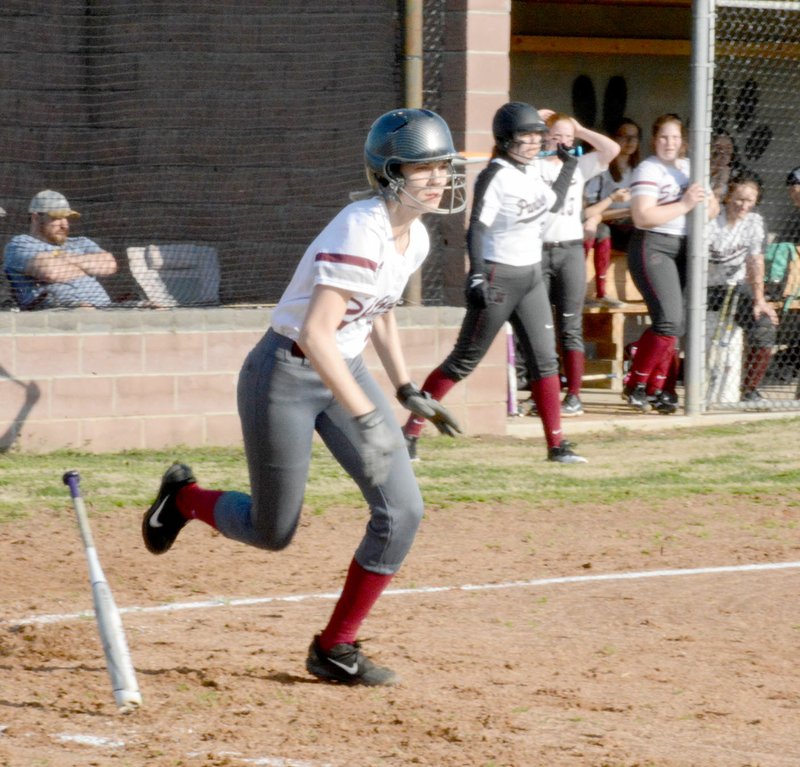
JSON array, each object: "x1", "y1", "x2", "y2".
[
  {"x1": 176, "y1": 483, "x2": 223, "y2": 528},
  {"x1": 563, "y1": 349, "x2": 585, "y2": 396},
  {"x1": 646, "y1": 337, "x2": 677, "y2": 396},
  {"x1": 593, "y1": 237, "x2": 612, "y2": 298},
  {"x1": 531, "y1": 374, "x2": 563, "y2": 449},
  {"x1": 663, "y1": 348, "x2": 681, "y2": 394},
  {"x1": 318, "y1": 559, "x2": 394, "y2": 651},
  {"x1": 742, "y1": 347, "x2": 772, "y2": 392},
  {"x1": 403, "y1": 366, "x2": 458, "y2": 438},
  {"x1": 628, "y1": 331, "x2": 675, "y2": 389}
]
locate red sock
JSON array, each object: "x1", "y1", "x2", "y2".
[
  {"x1": 318, "y1": 559, "x2": 394, "y2": 651},
  {"x1": 563, "y1": 349, "x2": 584, "y2": 396},
  {"x1": 628, "y1": 331, "x2": 675, "y2": 389},
  {"x1": 176, "y1": 483, "x2": 223, "y2": 528},
  {"x1": 742, "y1": 347, "x2": 772, "y2": 392},
  {"x1": 663, "y1": 348, "x2": 681, "y2": 394},
  {"x1": 403, "y1": 366, "x2": 458, "y2": 438},
  {"x1": 647, "y1": 338, "x2": 677, "y2": 395},
  {"x1": 593, "y1": 237, "x2": 612, "y2": 298},
  {"x1": 531, "y1": 374, "x2": 563, "y2": 449}
]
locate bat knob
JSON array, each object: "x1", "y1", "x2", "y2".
[{"x1": 62, "y1": 470, "x2": 80, "y2": 485}]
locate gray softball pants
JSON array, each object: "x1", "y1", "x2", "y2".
[
  {"x1": 627, "y1": 229, "x2": 687, "y2": 337},
  {"x1": 541, "y1": 239, "x2": 586, "y2": 354},
  {"x1": 212, "y1": 329, "x2": 424, "y2": 576},
  {"x1": 441, "y1": 261, "x2": 559, "y2": 382}
]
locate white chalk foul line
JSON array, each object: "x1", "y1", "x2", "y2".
[{"x1": 7, "y1": 560, "x2": 800, "y2": 628}]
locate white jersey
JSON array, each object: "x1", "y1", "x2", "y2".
[
  {"x1": 630, "y1": 156, "x2": 691, "y2": 236},
  {"x1": 539, "y1": 152, "x2": 607, "y2": 242},
  {"x1": 707, "y1": 210, "x2": 765, "y2": 287},
  {"x1": 471, "y1": 157, "x2": 555, "y2": 267},
  {"x1": 271, "y1": 197, "x2": 429, "y2": 359}
]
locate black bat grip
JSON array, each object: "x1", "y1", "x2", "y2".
[{"x1": 63, "y1": 470, "x2": 81, "y2": 498}]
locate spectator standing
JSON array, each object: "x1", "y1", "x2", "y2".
[
  {"x1": 537, "y1": 110, "x2": 620, "y2": 417},
  {"x1": 707, "y1": 176, "x2": 777, "y2": 403},
  {"x1": 624, "y1": 113, "x2": 718, "y2": 413},
  {"x1": 583, "y1": 117, "x2": 643, "y2": 307},
  {"x1": 401, "y1": 102, "x2": 587, "y2": 463},
  {"x1": 3, "y1": 190, "x2": 116, "y2": 309}
]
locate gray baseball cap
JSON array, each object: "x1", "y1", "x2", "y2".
[
  {"x1": 786, "y1": 166, "x2": 800, "y2": 186},
  {"x1": 28, "y1": 190, "x2": 81, "y2": 218}
]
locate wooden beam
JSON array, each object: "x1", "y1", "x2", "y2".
[
  {"x1": 512, "y1": 35, "x2": 800, "y2": 60},
  {"x1": 513, "y1": 0, "x2": 690, "y2": 5},
  {"x1": 511, "y1": 35, "x2": 691, "y2": 56}
]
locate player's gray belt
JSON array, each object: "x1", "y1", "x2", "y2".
[
  {"x1": 273, "y1": 331, "x2": 306, "y2": 359},
  {"x1": 543, "y1": 238, "x2": 583, "y2": 249}
]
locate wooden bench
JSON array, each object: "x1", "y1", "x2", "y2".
[{"x1": 582, "y1": 247, "x2": 647, "y2": 391}]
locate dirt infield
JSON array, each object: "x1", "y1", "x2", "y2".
[{"x1": 2, "y1": 485, "x2": 799, "y2": 767}]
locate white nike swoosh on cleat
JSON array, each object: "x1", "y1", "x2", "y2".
[
  {"x1": 328, "y1": 657, "x2": 359, "y2": 675},
  {"x1": 148, "y1": 495, "x2": 170, "y2": 528}
]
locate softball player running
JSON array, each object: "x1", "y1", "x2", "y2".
[
  {"x1": 537, "y1": 111, "x2": 620, "y2": 417},
  {"x1": 142, "y1": 109, "x2": 464, "y2": 686},
  {"x1": 402, "y1": 101, "x2": 587, "y2": 464},
  {"x1": 624, "y1": 113, "x2": 718, "y2": 412}
]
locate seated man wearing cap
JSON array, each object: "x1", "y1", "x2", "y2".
[{"x1": 3, "y1": 190, "x2": 117, "y2": 309}]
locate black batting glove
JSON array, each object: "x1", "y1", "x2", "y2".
[
  {"x1": 396, "y1": 383, "x2": 462, "y2": 437},
  {"x1": 465, "y1": 272, "x2": 490, "y2": 309},
  {"x1": 353, "y1": 409, "x2": 400, "y2": 487},
  {"x1": 555, "y1": 142, "x2": 578, "y2": 168}
]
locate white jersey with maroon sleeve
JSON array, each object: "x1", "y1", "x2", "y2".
[
  {"x1": 271, "y1": 197, "x2": 429, "y2": 359},
  {"x1": 630, "y1": 156, "x2": 691, "y2": 236},
  {"x1": 539, "y1": 151, "x2": 607, "y2": 243}
]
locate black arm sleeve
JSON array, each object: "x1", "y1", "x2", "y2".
[
  {"x1": 466, "y1": 163, "x2": 503, "y2": 274},
  {"x1": 466, "y1": 220, "x2": 490, "y2": 275},
  {"x1": 549, "y1": 146, "x2": 578, "y2": 212}
]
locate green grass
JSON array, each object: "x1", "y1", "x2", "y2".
[{"x1": 1, "y1": 417, "x2": 799, "y2": 522}]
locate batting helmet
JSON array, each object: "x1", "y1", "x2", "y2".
[
  {"x1": 364, "y1": 108, "x2": 466, "y2": 214},
  {"x1": 492, "y1": 102, "x2": 547, "y2": 152}
]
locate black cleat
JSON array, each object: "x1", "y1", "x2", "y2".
[
  {"x1": 142, "y1": 462, "x2": 196, "y2": 554},
  {"x1": 306, "y1": 635, "x2": 397, "y2": 686},
  {"x1": 560, "y1": 393, "x2": 584, "y2": 417},
  {"x1": 547, "y1": 440, "x2": 588, "y2": 464},
  {"x1": 623, "y1": 383, "x2": 649, "y2": 411},
  {"x1": 650, "y1": 390, "x2": 678, "y2": 414}
]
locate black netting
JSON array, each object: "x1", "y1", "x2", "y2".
[{"x1": 0, "y1": 1, "x2": 405, "y2": 309}]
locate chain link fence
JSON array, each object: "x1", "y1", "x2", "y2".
[{"x1": 702, "y1": 0, "x2": 800, "y2": 412}]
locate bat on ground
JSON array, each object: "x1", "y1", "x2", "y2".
[{"x1": 62, "y1": 470, "x2": 142, "y2": 713}]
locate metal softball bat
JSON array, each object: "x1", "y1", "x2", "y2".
[{"x1": 62, "y1": 470, "x2": 142, "y2": 713}]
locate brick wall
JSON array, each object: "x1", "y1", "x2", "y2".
[{"x1": 0, "y1": 307, "x2": 508, "y2": 453}]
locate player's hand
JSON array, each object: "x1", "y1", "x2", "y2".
[
  {"x1": 465, "y1": 272, "x2": 490, "y2": 309},
  {"x1": 353, "y1": 409, "x2": 400, "y2": 487},
  {"x1": 555, "y1": 142, "x2": 578, "y2": 168},
  {"x1": 396, "y1": 383, "x2": 462, "y2": 437}
]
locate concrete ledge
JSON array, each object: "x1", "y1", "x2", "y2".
[{"x1": 0, "y1": 305, "x2": 508, "y2": 453}]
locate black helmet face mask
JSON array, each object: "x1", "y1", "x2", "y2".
[{"x1": 364, "y1": 109, "x2": 467, "y2": 215}]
